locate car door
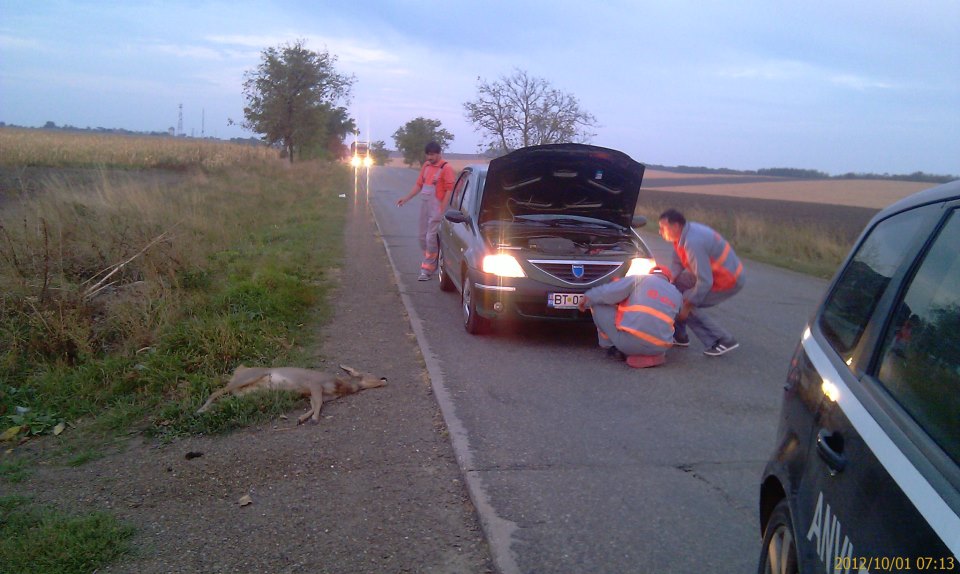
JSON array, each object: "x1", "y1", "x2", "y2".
[
  {"x1": 439, "y1": 169, "x2": 473, "y2": 291},
  {"x1": 796, "y1": 202, "x2": 960, "y2": 572}
]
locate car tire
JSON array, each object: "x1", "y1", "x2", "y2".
[
  {"x1": 758, "y1": 499, "x2": 799, "y2": 574},
  {"x1": 438, "y1": 247, "x2": 455, "y2": 292},
  {"x1": 462, "y1": 276, "x2": 488, "y2": 334}
]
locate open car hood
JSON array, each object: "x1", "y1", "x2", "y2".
[{"x1": 479, "y1": 143, "x2": 645, "y2": 228}]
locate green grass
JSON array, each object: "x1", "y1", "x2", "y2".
[
  {"x1": 0, "y1": 156, "x2": 350, "y2": 572},
  {"x1": 0, "y1": 458, "x2": 31, "y2": 483},
  {"x1": 1, "y1": 159, "x2": 349, "y2": 447},
  {"x1": 0, "y1": 495, "x2": 136, "y2": 574}
]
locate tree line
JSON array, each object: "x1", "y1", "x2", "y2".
[
  {"x1": 659, "y1": 164, "x2": 955, "y2": 184},
  {"x1": 9, "y1": 38, "x2": 953, "y2": 183},
  {"x1": 239, "y1": 41, "x2": 597, "y2": 166}
]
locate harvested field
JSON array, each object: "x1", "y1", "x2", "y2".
[
  {"x1": 643, "y1": 171, "x2": 932, "y2": 209},
  {"x1": 636, "y1": 188, "x2": 879, "y2": 243},
  {"x1": 388, "y1": 157, "x2": 933, "y2": 210},
  {"x1": 384, "y1": 159, "x2": 938, "y2": 243}
]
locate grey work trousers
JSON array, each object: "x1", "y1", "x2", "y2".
[{"x1": 674, "y1": 270, "x2": 744, "y2": 347}]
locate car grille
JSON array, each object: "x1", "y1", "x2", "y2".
[{"x1": 528, "y1": 260, "x2": 623, "y2": 285}]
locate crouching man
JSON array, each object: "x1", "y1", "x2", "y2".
[{"x1": 577, "y1": 270, "x2": 682, "y2": 368}]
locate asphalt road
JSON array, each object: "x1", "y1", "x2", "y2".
[{"x1": 365, "y1": 166, "x2": 830, "y2": 574}]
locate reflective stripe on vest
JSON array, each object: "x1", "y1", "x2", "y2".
[{"x1": 614, "y1": 304, "x2": 675, "y2": 347}]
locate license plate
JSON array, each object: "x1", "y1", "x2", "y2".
[{"x1": 548, "y1": 293, "x2": 585, "y2": 309}]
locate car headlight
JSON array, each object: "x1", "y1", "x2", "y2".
[
  {"x1": 350, "y1": 156, "x2": 361, "y2": 167},
  {"x1": 363, "y1": 156, "x2": 373, "y2": 167},
  {"x1": 482, "y1": 254, "x2": 526, "y2": 277},
  {"x1": 625, "y1": 257, "x2": 657, "y2": 276}
]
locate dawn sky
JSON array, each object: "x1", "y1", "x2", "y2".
[{"x1": 1, "y1": 0, "x2": 957, "y2": 176}]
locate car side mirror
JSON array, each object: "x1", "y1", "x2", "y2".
[
  {"x1": 444, "y1": 209, "x2": 470, "y2": 224},
  {"x1": 631, "y1": 214, "x2": 648, "y2": 228}
]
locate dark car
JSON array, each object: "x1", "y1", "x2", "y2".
[
  {"x1": 437, "y1": 143, "x2": 656, "y2": 334},
  {"x1": 758, "y1": 179, "x2": 960, "y2": 573}
]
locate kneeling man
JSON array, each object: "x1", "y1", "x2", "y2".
[{"x1": 577, "y1": 270, "x2": 682, "y2": 368}]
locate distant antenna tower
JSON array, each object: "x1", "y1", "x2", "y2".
[{"x1": 177, "y1": 104, "x2": 183, "y2": 137}]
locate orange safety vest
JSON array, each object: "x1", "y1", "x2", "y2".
[{"x1": 675, "y1": 228, "x2": 743, "y2": 292}]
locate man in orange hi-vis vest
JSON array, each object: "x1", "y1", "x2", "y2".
[
  {"x1": 396, "y1": 141, "x2": 456, "y2": 281},
  {"x1": 657, "y1": 208, "x2": 745, "y2": 357},
  {"x1": 577, "y1": 270, "x2": 682, "y2": 369}
]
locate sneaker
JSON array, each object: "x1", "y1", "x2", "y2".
[
  {"x1": 704, "y1": 339, "x2": 739, "y2": 357},
  {"x1": 417, "y1": 272, "x2": 431, "y2": 281},
  {"x1": 673, "y1": 332, "x2": 690, "y2": 347}
]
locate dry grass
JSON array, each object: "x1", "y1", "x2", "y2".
[
  {"x1": 0, "y1": 127, "x2": 276, "y2": 169},
  {"x1": 0, "y1": 159, "x2": 310, "y2": 362}
]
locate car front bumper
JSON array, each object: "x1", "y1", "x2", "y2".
[{"x1": 469, "y1": 272, "x2": 596, "y2": 322}]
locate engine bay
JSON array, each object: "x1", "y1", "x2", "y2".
[{"x1": 485, "y1": 228, "x2": 641, "y2": 256}]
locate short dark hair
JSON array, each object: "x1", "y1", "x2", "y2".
[
  {"x1": 659, "y1": 208, "x2": 686, "y2": 226},
  {"x1": 424, "y1": 141, "x2": 441, "y2": 154}
]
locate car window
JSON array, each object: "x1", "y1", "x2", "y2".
[
  {"x1": 450, "y1": 171, "x2": 470, "y2": 209},
  {"x1": 876, "y1": 209, "x2": 960, "y2": 465},
  {"x1": 819, "y1": 206, "x2": 931, "y2": 362},
  {"x1": 461, "y1": 172, "x2": 484, "y2": 216}
]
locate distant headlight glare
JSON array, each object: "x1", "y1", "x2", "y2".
[
  {"x1": 350, "y1": 156, "x2": 361, "y2": 167},
  {"x1": 363, "y1": 156, "x2": 373, "y2": 167},
  {"x1": 625, "y1": 257, "x2": 657, "y2": 276},
  {"x1": 482, "y1": 254, "x2": 526, "y2": 277}
]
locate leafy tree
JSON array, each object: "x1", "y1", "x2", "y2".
[
  {"x1": 298, "y1": 105, "x2": 356, "y2": 161},
  {"x1": 463, "y1": 69, "x2": 597, "y2": 152},
  {"x1": 241, "y1": 40, "x2": 355, "y2": 163},
  {"x1": 370, "y1": 140, "x2": 391, "y2": 166},
  {"x1": 392, "y1": 117, "x2": 454, "y2": 167}
]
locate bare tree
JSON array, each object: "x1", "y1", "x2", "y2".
[{"x1": 463, "y1": 69, "x2": 597, "y2": 152}]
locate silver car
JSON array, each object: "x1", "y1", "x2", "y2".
[{"x1": 437, "y1": 144, "x2": 657, "y2": 334}]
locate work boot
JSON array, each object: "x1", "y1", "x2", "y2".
[{"x1": 606, "y1": 347, "x2": 627, "y2": 361}]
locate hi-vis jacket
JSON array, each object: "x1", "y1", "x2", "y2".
[
  {"x1": 665, "y1": 222, "x2": 744, "y2": 306},
  {"x1": 584, "y1": 274, "x2": 682, "y2": 349}
]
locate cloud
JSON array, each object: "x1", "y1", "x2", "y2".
[
  {"x1": 207, "y1": 32, "x2": 400, "y2": 65},
  {"x1": 206, "y1": 34, "x2": 293, "y2": 49},
  {"x1": 829, "y1": 74, "x2": 895, "y2": 90},
  {"x1": 0, "y1": 33, "x2": 43, "y2": 50},
  {"x1": 718, "y1": 58, "x2": 895, "y2": 91},
  {"x1": 717, "y1": 59, "x2": 814, "y2": 81},
  {"x1": 152, "y1": 44, "x2": 225, "y2": 60}
]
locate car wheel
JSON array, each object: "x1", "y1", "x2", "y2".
[
  {"x1": 462, "y1": 276, "x2": 488, "y2": 334},
  {"x1": 438, "y1": 247, "x2": 455, "y2": 292},
  {"x1": 758, "y1": 499, "x2": 799, "y2": 574}
]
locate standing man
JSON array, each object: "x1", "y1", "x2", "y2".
[
  {"x1": 577, "y1": 271, "x2": 682, "y2": 368},
  {"x1": 658, "y1": 208, "x2": 745, "y2": 356},
  {"x1": 396, "y1": 141, "x2": 456, "y2": 281}
]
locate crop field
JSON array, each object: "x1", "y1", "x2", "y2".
[
  {"x1": 642, "y1": 169, "x2": 932, "y2": 209},
  {"x1": 0, "y1": 127, "x2": 275, "y2": 170}
]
